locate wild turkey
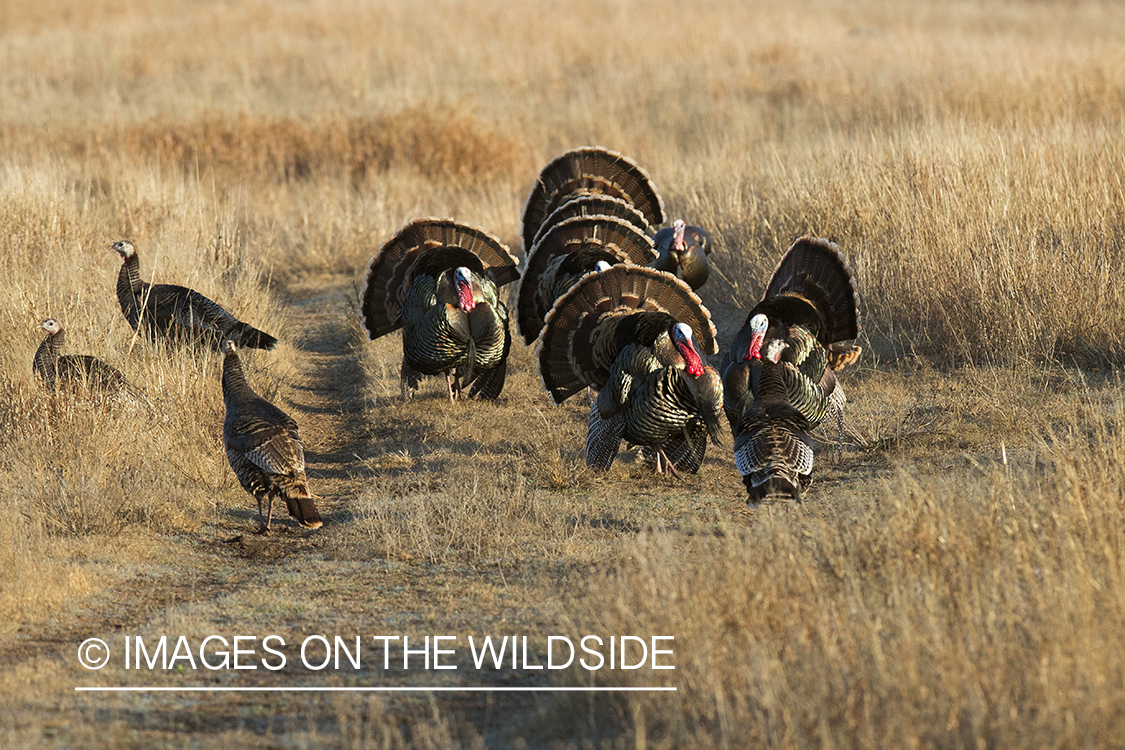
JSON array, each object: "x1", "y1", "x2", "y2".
[
  {"x1": 721, "y1": 237, "x2": 861, "y2": 500},
  {"x1": 516, "y1": 214, "x2": 657, "y2": 345},
  {"x1": 730, "y1": 339, "x2": 815, "y2": 502},
  {"x1": 358, "y1": 218, "x2": 520, "y2": 402},
  {"x1": 112, "y1": 240, "x2": 278, "y2": 351},
  {"x1": 520, "y1": 146, "x2": 664, "y2": 255},
  {"x1": 651, "y1": 219, "x2": 713, "y2": 291},
  {"x1": 33, "y1": 318, "x2": 147, "y2": 403},
  {"x1": 531, "y1": 194, "x2": 653, "y2": 249},
  {"x1": 538, "y1": 265, "x2": 723, "y2": 475},
  {"x1": 221, "y1": 340, "x2": 321, "y2": 533}
]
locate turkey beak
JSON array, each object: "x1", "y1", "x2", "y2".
[{"x1": 674, "y1": 326, "x2": 705, "y2": 377}]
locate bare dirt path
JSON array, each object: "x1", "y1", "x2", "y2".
[{"x1": 3, "y1": 273, "x2": 560, "y2": 746}]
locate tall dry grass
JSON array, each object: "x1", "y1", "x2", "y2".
[
  {"x1": 572, "y1": 417, "x2": 1125, "y2": 748},
  {"x1": 0, "y1": 158, "x2": 292, "y2": 627},
  {"x1": 2, "y1": 0, "x2": 1125, "y2": 747}
]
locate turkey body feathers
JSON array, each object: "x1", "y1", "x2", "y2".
[
  {"x1": 33, "y1": 320, "x2": 147, "y2": 403},
  {"x1": 359, "y1": 218, "x2": 519, "y2": 341},
  {"x1": 221, "y1": 343, "x2": 321, "y2": 532},
  {"x1": 401, "y1": 269, "x2": 509, "y2": 390},
  {"x1": 115, "y1": 248, "x2": 277, "y2": 351},
  {"x1": 535, "y1": 264, "x2": 722, "y2": 475},
  {"x1": 731, "y1": 355, "x2": 815, "y2": 502}
]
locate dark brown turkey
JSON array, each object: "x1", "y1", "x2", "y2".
[
  {"x1": 730, "y1": 338, "x2": 815, "y2": 502},
  {"x1": 516, "y1": 214, "x2": 657, "y2": 345},
  {"x1": 530, "y1": 194, "x2": 653, "y2": 250},
  {"x1": 651, "y1": 219, "x2": 713, "y2": 291},
  {"x1": 721, "y1": 237, "x2": 861, "y2": 501},
  {"x1": 520, "y1": 146, "x2": 665, "y2": 256},
  {"x1": 33, "y1": 318, "x2": 147, "y2": 403},
  {"x1": 113, "y1": 240, "x2": 278, "y2": 351},
  {"x1": 358, "y1": 219, "x2": 520, "y2": 402},
  {"x1": 221, "y1": 340, "x2": 321, "y2": 533},
  {"x1": 538, "y1": 265, "x2": 723, "y2": 476}
]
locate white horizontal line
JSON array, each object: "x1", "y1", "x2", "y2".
[{"x1": 75, "y1": 686, "x2": 676, "y2": 693}]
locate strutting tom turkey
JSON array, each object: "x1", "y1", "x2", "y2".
[
  {"x1": 221, "y1": 340, "x2": 322, "y2": 533},
  {"x1": 113, "y1": 240, "x2": 278, "y2": 351},
  {"x1": 537, "y1": 264, "x2": 724, "y2": 476},
  {"x1": 358, "y1": 218, "x2": 520, "y2": 402},
  {"x1": 516, "y1": 213, "x2": 657, "y2": 345},
  {"x1": 721, "y1": 237, "x2": 862, "y2": 501},
  {"x1": 520, "y1": 146, "x2": 665, "y2": 257}
]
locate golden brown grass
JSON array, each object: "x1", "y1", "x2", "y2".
[
  {"x1": 572, "y1": 423, "x2": 1125, "y2": 748},
  {"x1": 2, "y1": 0, "x2": 1125, "y2": 747}
]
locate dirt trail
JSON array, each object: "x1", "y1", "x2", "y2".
[
  {"x1": 280, "y1": 274, "x2": 373, "y2": 509},
  {"x1": 0, "y1": 276, "x2": 372, "y2": 669},
  {"x1": 3, "y1": 275, "x2": 562, "y2": 745}
]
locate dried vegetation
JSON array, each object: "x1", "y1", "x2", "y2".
[{"x1": 2, "y1": 0, "x2": 1125, "y2": 747}]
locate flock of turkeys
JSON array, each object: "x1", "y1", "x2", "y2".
[
  {"x1": 33, "y1": 146, "x2": 862, "y2": 533},
  {"x1": 360, "y1": 146, "x2": 862, "y2": 504}
]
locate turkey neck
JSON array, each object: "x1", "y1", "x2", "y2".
[
  {"x1": 221, "y1": 351, "x2": 255, "y2": 402},
  {"x1": 33, "y1": 331, "x2": 62, "y2": 375},
  {"x1": 117, "y1": 253, "x2": 144, "y2": 298}
]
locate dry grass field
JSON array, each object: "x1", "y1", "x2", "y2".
[{"x1": 2, "y1": 0, "x2": 1125, "y2": 747}]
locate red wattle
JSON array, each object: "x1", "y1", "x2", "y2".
[
  {"x1": 457, "y1": 280, "x2": 475, "y2": 312},
  {"x1": 745, "y1": 332, "x2": 764, "y2": 361},
  {"x1": 684, "y1": 349, "x2": 704, "y2": 377}
]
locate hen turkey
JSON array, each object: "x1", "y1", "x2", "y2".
[
  {"x1": 722, "y1": 237, "x2": 861, "y2": 500},
  {"x1": 538, "y1": 265, "x2": 723, "y2": 475},
  {"x1": 221, "y1": 340, "x2": 321, "y2": 533},
  {"x1": 358, "y1": 218, "x2": 520, "y2": 402},
  {"x1": 113, "y1": 240, "x2": 278, "y2": 351},
  {"x1": 33, "y1": 318, "x2": 147, "y2": 403}
]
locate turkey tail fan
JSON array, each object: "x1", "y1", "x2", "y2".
[
  {"x1": 517, "y1": 214, "x2": 657, "y2": 345},
  {"x1": 753, "y1": 237, "x2": 861, "y2": 346},
  {"x1": 359, "y1": 218, "x2": 519, "y2": 340},
  {"x1": 827, "y1": 342, "x2": 863, "y2": 372},
  {"x1": 532, "y1": 194, "x2": 653, "y2": 249},
  {"x1": 537, "y1": 265, "x2": 717, "y2": 405},
  {"x1": 233, "y1": 322, "x2": 279, "y2": 351},
  {"x1": 283, "y1": 488, "x2": 323, "y2": 530},
  {"x1": 520, "y1": 146, "x2": 665, "y2": 254}
]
